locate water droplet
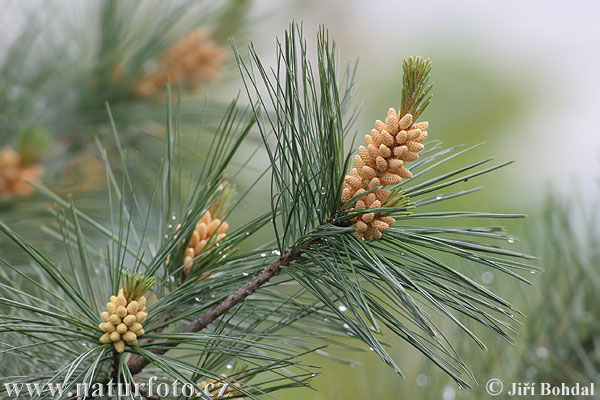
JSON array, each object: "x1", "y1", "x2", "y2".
[
  {"x1": 210, "y1": 293, "x2": 216, "y2": 298},
  {"x1": 272, "y1": 249, "x2": 281, "y2": 256},
  {"x1": 260, "y1": 253, "x2": 267, "y2": 257},
  {"x1": 338, "y1": 304, "x2": 347, "y2": 312},
  {"x1": 81, "y1": 342, "x2": 89, "y2": 348},
  {"x1": 311, "y1": 373, "x2": 317, "y2": 377},
  {"x1": 320, "y1": 187, "x2": 326, "y2": 195},
  {"x1": 416, "y1": 374, "x2": 428, "y2": 387},
  {"x1": 369, "y1": 346, "x2": 374, "y2": 351},
  {"x1": 169, "y1": 276, "x2": 175, "y2": 283},
  {"x1": 507, "y1": 237, "x2": 515, "y2": 243},
  {"x1": 245, "y1": 232, "x2": 250, "y2": 235},
  {"x1": 481, "y1": 271, "x2": 495, "y2": 284},
  {"x1": 323, "y1": 318, "x2": 330, "y2": 323},
  {"x1": 349, "y1": 362, "x2": 356, "y2": 367},
  {"x1": 530, "y1": 270, "x2": 536, "y2": 274},
  {"x1": 195, "y1": 297, "x2": 201, "y2": 302},
  {"x1": 436, "y1": 194, "x2": 443, "y2": 200},
  {"x1": 171, "y1": 215, "x2": 176, "y2": 220},
  {"x1": 226, "y1": 364, "x2": 233, "y2": 369},
  {"x1": 536, "y1": 346, "x2": 549, "y2": 359},
  {"x1": 442, "y1": 385, "x2": 456, "y2": 400},
  {"x1": 222, "y1": 255, "x2": 226, "y2": 259},
  {"x1": 164, "y1": 235, "x2": 169, "y2": 239},
  {"x1": 242, "y1": 272, "x2": 249, "y2": 276},
  {"x1": 343, "y1": 323, "x2": 350, "y2": 329},
  {"x1": 167, "y1": 224, "x2": 173, "y2": 229}
]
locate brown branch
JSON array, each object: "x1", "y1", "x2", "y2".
[{"x1": 126, "y1": 248, "x2": 301, "y2": 375}]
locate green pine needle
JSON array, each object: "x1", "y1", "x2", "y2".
[{"x1": 401, "y1": 56, "x2": 434, "y2": 120}]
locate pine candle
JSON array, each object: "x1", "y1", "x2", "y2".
[
  {"x1": 99, "y1": 289, "x2": 147, "y2": 353},
  {"x1": 342, "y1": 110, "x2": 428, "y2": 240}
]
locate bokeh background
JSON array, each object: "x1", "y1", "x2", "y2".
[{"x1": 1, "y1": 1, "x2": 599, "y2": 399}]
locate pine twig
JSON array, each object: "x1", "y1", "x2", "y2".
[{"x1": 126, "y1": 247, "x2": 304, "y2": 375}]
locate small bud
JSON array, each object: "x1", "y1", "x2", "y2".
[
  {"x1": 132, "y1": 322, "x2": 143, "y2": 333},
  {"x1": 406, "y1": 141, "x2": 424, "y2": 152},
  {"x1": 138, "y1": 296, "x2": 147, "y2": 308},
  {"x1": 127, "y1": 301, "x2": 139, "y2": 315},
  {"x1": 381, "y1": 216, "x2": 395, "y2": 225},
  {"x1": 362, "y1": 212, "x2": 375, "y2": 223},
  {"x1": 354, "y1": 155, "x2": 365, "y2": 169},
  {"x1": 123, "y1": 315, "x2": 136, "y2": 326},
  {"x1": 109, "y1": 331, "x2": 121, "y2": 342},
  {"x1": 197, "y1": 222, "x2": 208, "y2": 238},
  {"x1": 398, "y1": 113, "x2": 413, "y2": 130},
  {"x1": 136, "y1": 311, "x2": 147, "y2": 324},
  {"x1": 109, "y1": 314, "x2": 121, "y2": 326},
  {"x1": 100, "y1": 333, "x2": 111, "y2": 344},
  {"x1": 378, "y1": 144, "x2": 391, "y2": 158},
  {"x1": 403, "y1": 152, "x2": 419, "y2": 162},
  {"x1": 114, "y1": 340, "x2": 125, "y2": 353},
  {"x1": 116, "y1": 295, "x2": 127, "y2": 307},
  {"x1": 396, "y1": 130, "x2": 407, "y2": 144},
  {"x1": 355, "y1": 220, "x2": 368, "y2": 232},
  {"x1": 375, "y1": 156, "x2": 387, "y2": 172},
  {"x1": 190, "y1": 231, "x2": 200, "y2": 247},
  {"x1": 407, "y1": 129, "x2": 422, "y2": 141},
  {"x1": 123, "y1": 331, "x2": 137, "y2": 344},
  {"x1": 110, "y1": 296, "x2": 118, "y2": 304},
  {"x1": 116, "y1": 323, "x2": 128, "y2": 334},
  {"x1": 394, "y1": 145, "x2": 408, "y2": 158},
  {"x1": 106, "y1": 303, "x2": 116, "y2": 313},
  {"x1": 372, "y1": 219, "x2": 390, "y2": 231},
  {"x1": 367, "y1": 144, "x2": 379, "y2": 160},
  {"x1": 101, "y1": 312, "x2": 110, "y2": 322},
  {"x1": 217, "y1": 221, "x2": 229, "y2": 234},
  {"x1": 116, "y1": 306, "x2": 128, "y2": 318}
]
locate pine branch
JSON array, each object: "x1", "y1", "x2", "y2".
[{"x1": 126, "y1": 244, "x2": 308, "y2": 375}]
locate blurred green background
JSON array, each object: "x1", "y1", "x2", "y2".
[{"x1": 2, "y1": 1, "x2": 599, "y2": 399}]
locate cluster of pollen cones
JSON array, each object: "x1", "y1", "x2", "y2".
[
  {"x1": 134, "y1": 28, "x2": 225, "y2": 97},
  {"x1": 0, "y1": 147, "x2": 43, "y2": 199},
  {"x1": 342, "y1": 109, "x2": 428, "y2": 240},
  {"x1": 98, "y1": 290, "x2": 147, "y2": 353},
  {"x1": 179, "y1": 210, "x2": 228, "y2": 276}
]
